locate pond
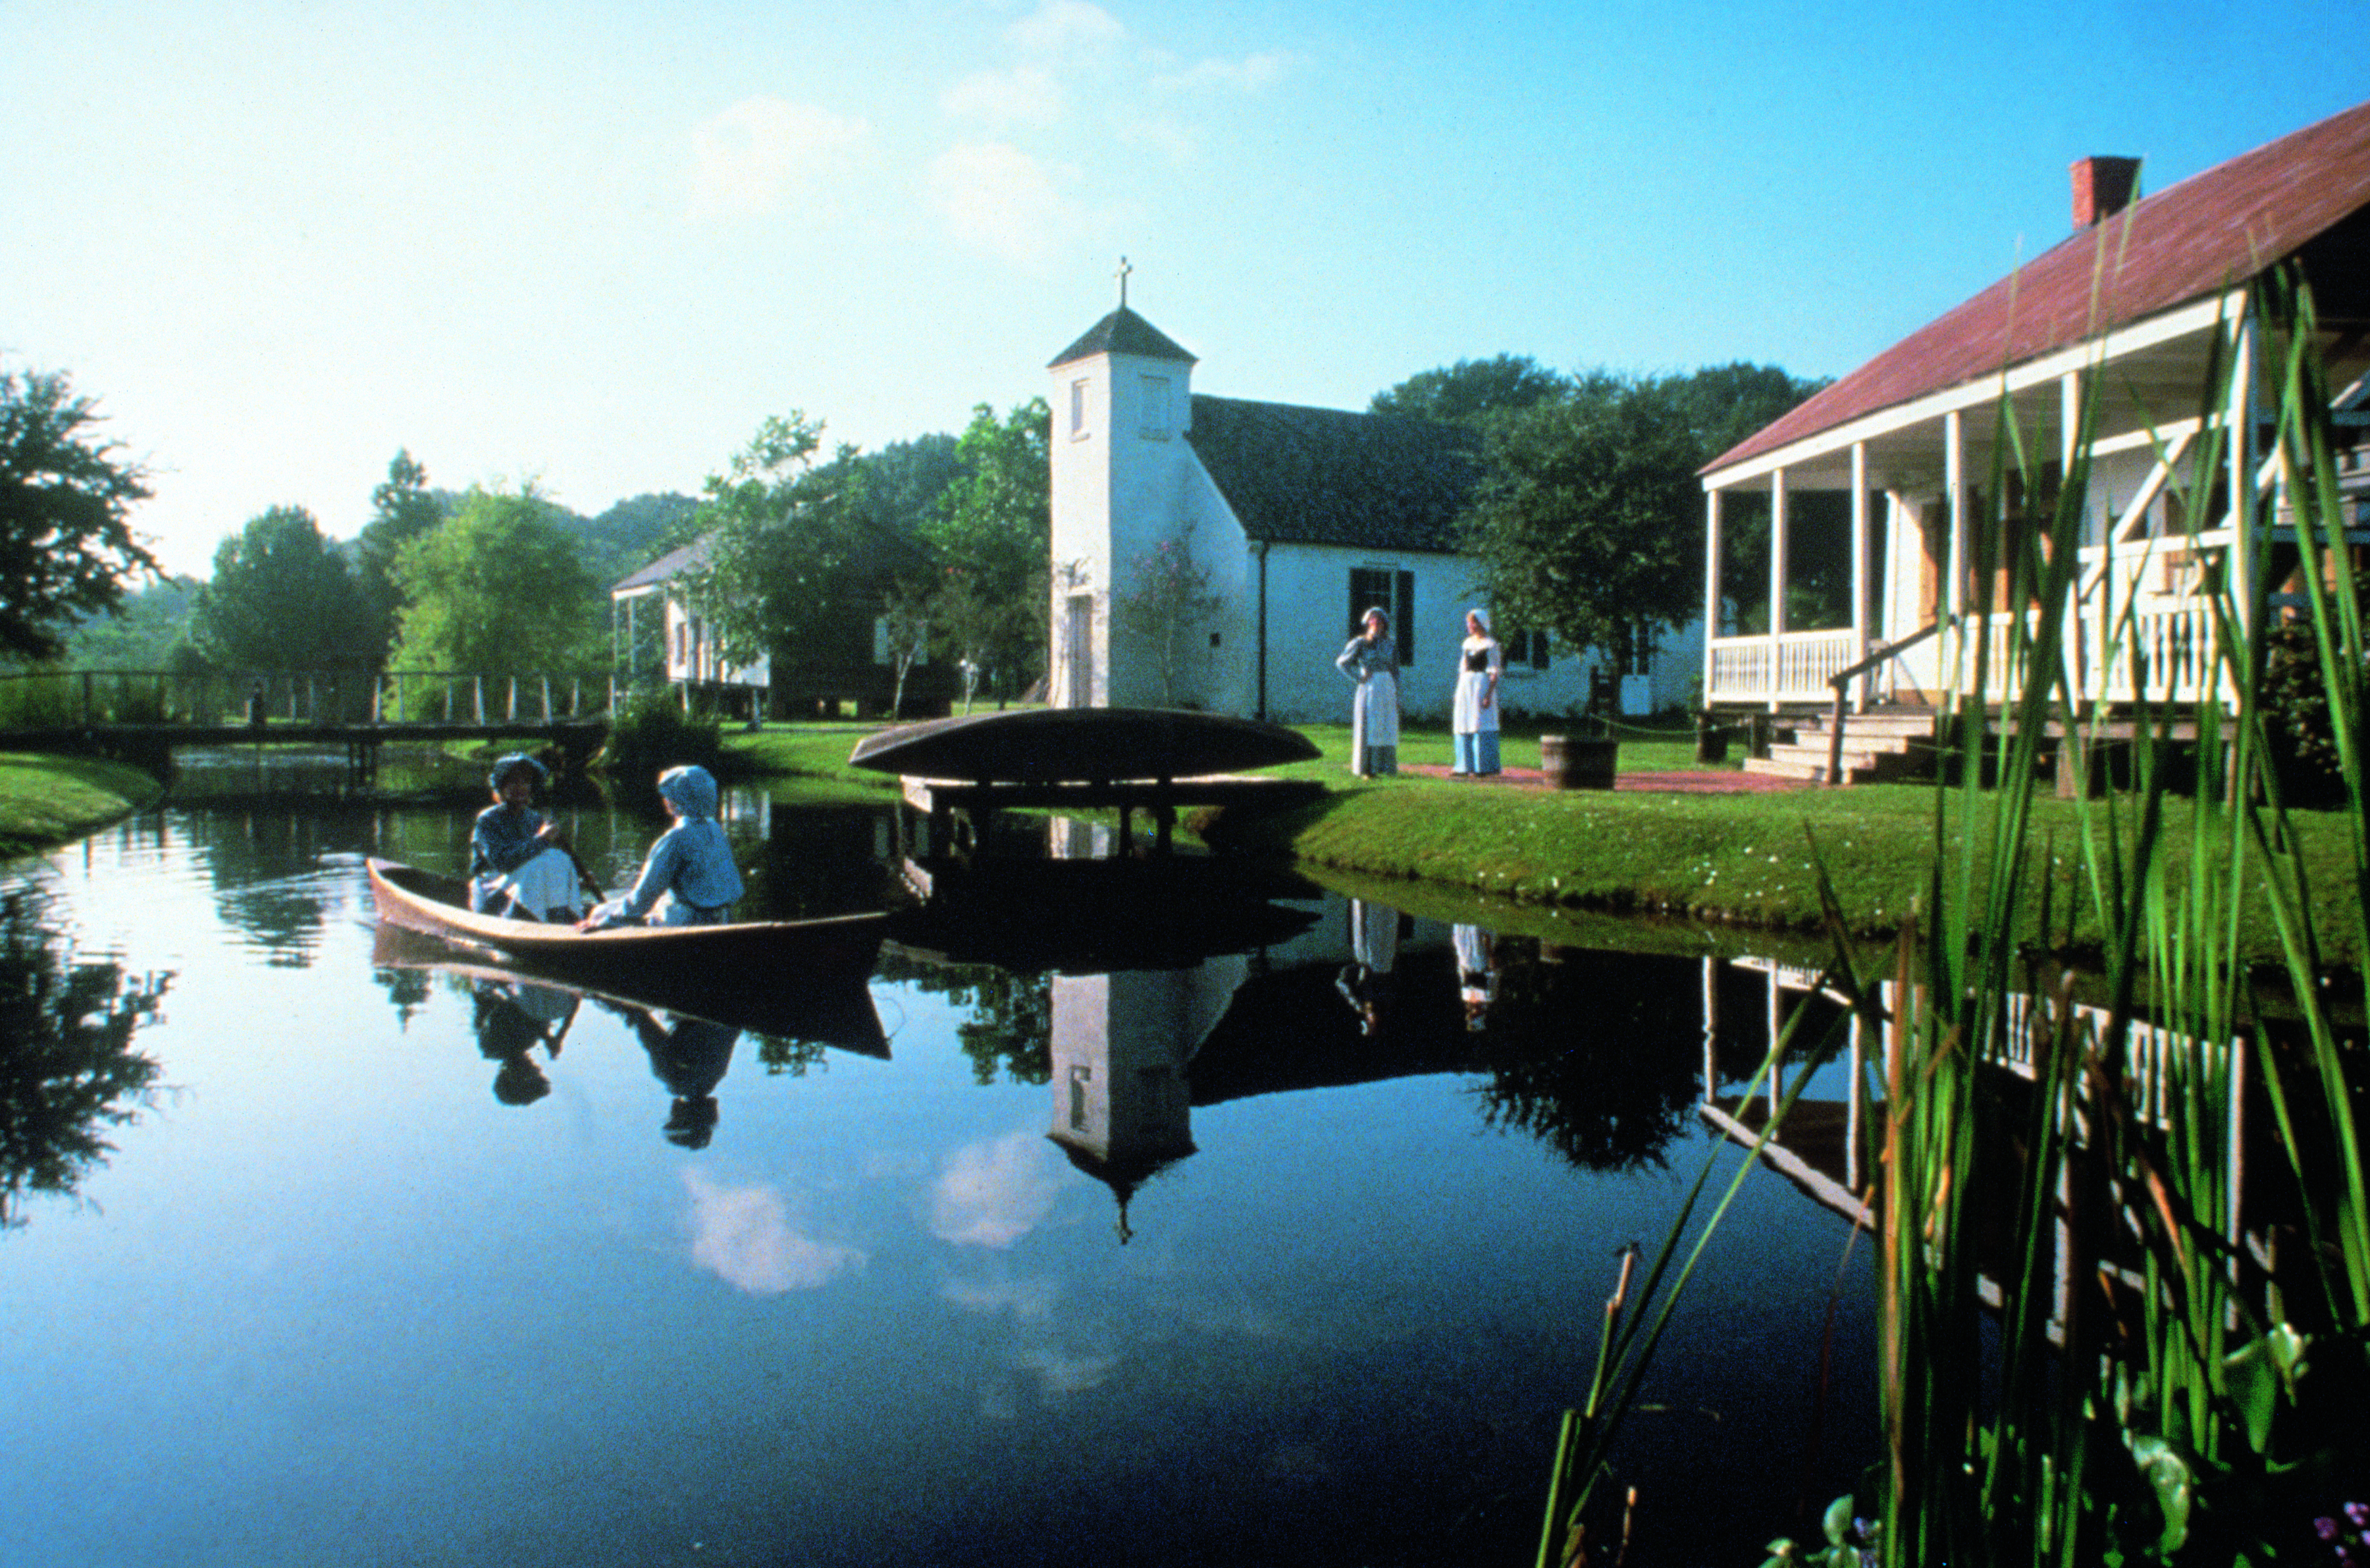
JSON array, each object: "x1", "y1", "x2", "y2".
[{"x1": 0, "y1": 782, "x2": 1877, "y2": 1567}]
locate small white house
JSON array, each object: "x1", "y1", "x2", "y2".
[
  {"x1": 609, "y1": 535, "x2": 770, "y2": 696},
  {"x1": 1045, "y1": 303, "x2": 1701, "y2": 722}
]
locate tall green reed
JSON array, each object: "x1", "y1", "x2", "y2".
[{"x1": 1872, "y1": 268, "x2": 2369, "y2": 1564}]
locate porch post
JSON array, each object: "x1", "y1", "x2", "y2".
[
  {"x1": 1945, "y1": 409, "x2": 1966, "y2": 687},
  {"x1": 2226, "y1": 309, "x2": 2258, "y2": 652},
  {"x1": 1767, "y1": 467, "x2": 1787, "y2": 713},
  {"x1": 1702, "y1": 487, "x2": 1723, "y2": 708},
  {"x1": 1850, "y1": 443, "x2": 1870, "y2": 713},
  {"x1": 2061, "y1": 371, "x2": 2086, "y2": 707}
]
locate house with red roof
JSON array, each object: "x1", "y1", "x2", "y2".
[{"x1": 1700, "y1": 97, "x2": 2370, "y2": 779}]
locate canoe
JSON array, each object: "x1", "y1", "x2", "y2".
[
  {"x1": 369, "y1": 922, "x2": 891, "y2": 1057},
  {"x1": 366, "y1": 859, "x2": 887, "y2": 991},
  {"x1": 847, "y1": 706, "x2": 1317, "y2": 784}
]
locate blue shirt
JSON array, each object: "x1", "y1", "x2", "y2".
[
  {"x1": 617, "y1": 817, "x2": 744, "y2": 919},
  {"x1": 469, "y1": 802, "x2": 549, "y2": 881}
]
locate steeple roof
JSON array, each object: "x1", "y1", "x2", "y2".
[{"x1": 1048, "y1": 305, "x2": 1198, "y2": 369}]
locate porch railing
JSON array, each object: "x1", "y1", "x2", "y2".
[{"x1": 1706, "y1": 627, "x2": 1860, "y2": 706}]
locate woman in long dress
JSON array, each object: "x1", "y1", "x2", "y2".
[
  {"x1": 1451, "y1": 608, "x2": 1503, "y2": 776},
  {"x1": 1335, "y1": 606, "x2": 1400, "y2": 776}
]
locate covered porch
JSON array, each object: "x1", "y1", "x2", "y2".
[
  {"x1": 1697, "y1": 102, "x2": 2370, "y2": 752},
  {"x1": 1701, "y1": 289, "x2": 2304, "y2": 718}
]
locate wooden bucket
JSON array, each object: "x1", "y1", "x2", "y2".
[{"x1": 1539, "y1": 735, "x2": 1617, "y2": 790}]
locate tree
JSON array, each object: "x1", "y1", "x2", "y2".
[
  {"x1": 1369, "y1": 354, "x2": 1571, "y2": 427},
  {"x1": 878, "y1": 581, "x2": 933, "y2": 718},
  {"x1": 925, "y1": 399, "x2": 1051, "y2": 697},
  {"x1": 1112, "y1": 519, "x2": 1224, "y2": 706},
  {"x1": 679, "y1": 414, "x2": 932, "y2": 677},
  {"x1": 66, "y1": 575, "x2": 199, "y2": 670},
  {"x1": 353, "y1": 450, "x2": 448, "y2": 665},
  {"x1": 1458, "y1": 364, "x2": 1824, "y2": 669},
  {"x1": 192, "y1": 506, "x2": 378, "y2": 670},
  {"x1": 387, "y1": 486, "x2": 597, "y2": 673},
  {"x1": 0, "y1": 366, "x2": 157, "y2": 663}
]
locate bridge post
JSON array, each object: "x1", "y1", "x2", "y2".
[{"x1": 506, "y1": 675, "x2": 517, "y2": 722}]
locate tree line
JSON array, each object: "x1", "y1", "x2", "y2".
[
  {"x1": 1, "y1": 359, "x2": 1053, "y2": 700},
  {"x1": 1369, "y1": 353, "x2": 1837, "y2": 671},
  {"x1": 8, "y1": 348, "x2": 1823, "y2": 702}
]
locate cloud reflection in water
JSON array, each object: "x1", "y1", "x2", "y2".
[{"x1": 682, "y1": 1169, "x2": 864, "y2": 1295}]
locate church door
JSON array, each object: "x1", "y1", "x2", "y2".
[{"x1": 1062, "y1": 592, "x2": 1095, "y2": 708}]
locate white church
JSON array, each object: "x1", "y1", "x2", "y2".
[{"x1": 1042, "y1": 300, "x2": 1702, "y2": 723}]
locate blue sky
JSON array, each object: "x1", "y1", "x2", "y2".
[{"x1": 5, "y1": 0, "x2": 2363, "y2": 576}]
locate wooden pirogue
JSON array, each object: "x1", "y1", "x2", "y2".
[
  {"x1": 368, "y1": 919, "x2": 891, "y2": 1055},
  {"x1": 366, "y1": 859, "x2": 887, "y2": 990},
  {"x1": 849, "y1": 706, "x2": 1323, "y2": 858},
  {"x1": 846, "y1": 705, "x2": 1319, "y2": 783}
]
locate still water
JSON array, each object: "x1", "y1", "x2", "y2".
[{"x1": 0, "y1": 782, "x2": 1875, "y2": 1567}]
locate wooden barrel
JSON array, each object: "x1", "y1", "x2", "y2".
[{"x1": 1539, "y1": 734, "x2": 1617, "y2": 790}]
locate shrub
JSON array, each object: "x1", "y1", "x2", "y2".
[{"x1": 595, "y1": 691, "x2": 723, "y2": 785}]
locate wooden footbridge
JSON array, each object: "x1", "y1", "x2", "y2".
[{"x1": 0, "y1": 667, "x2": 615, "y2": 778}]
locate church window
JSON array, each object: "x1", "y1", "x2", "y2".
[
  {"x1": 1138, "y1": 375, "x2": 1170, "y2": 438},
  {"x1": 1069, "y1": 379, "x2": 1090, "y2": 438}
]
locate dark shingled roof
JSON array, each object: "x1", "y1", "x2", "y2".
[
  {"x1": 1049, "y1": 305, "x2": 1199, "y2": 369},
  {"x1": 1186, "y1": 394, "x2": 1481, "y2": 552},
  {"x1": 1710, "y1": 94, "x2": 2370, "y2": 473},
  {"x1": 611, "y1": 534, "x2": 712, "y2": 594}
]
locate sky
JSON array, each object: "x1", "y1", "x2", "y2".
[{"x1": 5, "y1": 0, "x2": 2365, "y2": 578}]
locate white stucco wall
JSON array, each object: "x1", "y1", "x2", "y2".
[{"x1": 1051, "y1": 335, "x2": 1699, "y2": 723}]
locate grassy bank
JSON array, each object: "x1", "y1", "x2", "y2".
[
  {"x1": 0, "y1": 752, "x2": 164, "y2": 860},
  {"x1": 723, "y1": 718, "x2": 2366, "y2": 966}
]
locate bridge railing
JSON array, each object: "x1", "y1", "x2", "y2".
[{"x1": 0, "y1": 669, "x2": 610, "y2": 729}]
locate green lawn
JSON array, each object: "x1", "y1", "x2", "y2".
[
  {"x1": 723, "y1": 715, "x2": 2369, "y2": 966},
  {"x1": 0, "y1": 753, "x2": 165, "y2": 860}
]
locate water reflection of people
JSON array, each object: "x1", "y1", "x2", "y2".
[
  {"x1": 619, "y1": 1006, "x2": 741, "y2": 1149},
  {"x1": 469, "y1": 754, "x2": 582, "y2": 920},
  {"x1": 1454, "y1": 922, "x2": 1497, "y2": 1030},
  {"x1": 1336, "y1": 898, "x2": 1400, "y2": 1037},
  {"x1": 471, "y1": 981, "x2": 577, "y2": 1106},
  {"x1": 581, "y1": 765, "x2": 743, "y2": 930}
]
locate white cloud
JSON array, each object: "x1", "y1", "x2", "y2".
[
  {"x1": 1016, "y1": 1343, "x2": 1117, "y2": 1398},
  {"x1": 930, "y1": 1130, "x2": 1063, "y2": 1246},
  {"x1": 943, "y1": 1274, "x2": 1063, "y2": 1321},
  {"x1": 1151, "y1": 51, "x2": 1290, "y2": 93},
  {"x1": 943, "y1": 65, "x2": 1065, "y2": 125},
  {"x1": 684, "y1": 1170, "x2": 865, "y2": 1294},
  {"x1": 929, "y1": 142, "x2": 1071, "y2": 271},
  {"x1": 1007, "y1": 0, "x2": 1124, "y2": 57},
  {"x1": 687, "y1": 97, "x2": 868, "y2": 219}
]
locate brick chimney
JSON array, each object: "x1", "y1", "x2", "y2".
[{"x1": 2070, "y1": 155, "x2": 2141, "y2": 227}]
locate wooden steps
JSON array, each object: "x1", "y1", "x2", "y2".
[{"x1": 1741, "y1": 708, "x2": 1940, "y2": 785}]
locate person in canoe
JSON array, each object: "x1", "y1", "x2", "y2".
[
  {"x1": 470, "y1": 754, "x2": 590, "y2": 920},
  {"x1": 579, "y1": 764, "x2": 744, "y2": 930}
]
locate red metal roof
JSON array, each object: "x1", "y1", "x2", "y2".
[{"x1": 1708, "y1": 95, "x2": 2370, "y2": 474}]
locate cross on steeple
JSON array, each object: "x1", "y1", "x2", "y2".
[{"x1": 1114, "y1": 255, "x2": 1132, "y2": 309}]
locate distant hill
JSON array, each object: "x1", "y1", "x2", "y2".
[{"x1": 571, "y1": 493, "x2": 701, "y2": 590}]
